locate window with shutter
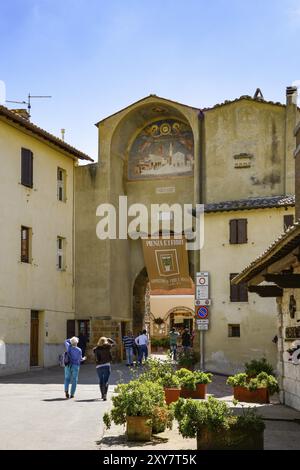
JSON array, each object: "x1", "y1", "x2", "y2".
[
  {"x1": 21, "y1": 148, "x2": 33, "y2": 188},
  {"x1": 57, "y1": 237, "x2": 66, "y2": 270},
  {"x1": 230, "y1": 273, "x2": 239, "y2": 301},
  {"x1": 21, "y1": 226, "x2": 31, "y2": 263},
  {"x1": 284, "y1": 214, "x2": 294, "y2": 231},
  {"x1": 237, "y1": 219, "x2": 248, "y2": 244},
  {"x1": 57, "y1": 168, "x2": 66, "y2": 202},
  {"x1": 229, "y1": 220, "x2": 237, "y2": 244},
  {"x1": 230, "y1": 273, "x2": 248, "y2": 302}
]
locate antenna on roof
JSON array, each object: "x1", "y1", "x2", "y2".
[{"x1": 6, "y1": 92, "x2": 52, "y2": 119}]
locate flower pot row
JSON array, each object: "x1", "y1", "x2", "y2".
[{"x1": 164, "y1": 383, "x2": 207, "y2": 405}]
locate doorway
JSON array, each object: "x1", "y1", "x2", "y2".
[{"x1": 30, "y1": 310, "x2": 39, "y2": 366}]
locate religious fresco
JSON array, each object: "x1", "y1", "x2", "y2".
[{"x1": 128, "y1": 119, "x2": 194, "y2": 180}]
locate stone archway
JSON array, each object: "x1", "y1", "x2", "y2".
[{"x1": 132, "y1": 267, "x2": 149, "y2": 335}]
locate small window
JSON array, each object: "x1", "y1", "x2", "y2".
[
  {"x1": 230, "y1": 273, "x2": 248, "y2": 302},
  {"x1": 284, "y1": 214, "x2": 294, "y2": 231},
  {"x1": 57, "y1": 237, "x2": 66, "y2": 270},
  {"x1": 21, "y1": 226, "x2": 31, "y2": 263},
  {"x1": 57, "y1": 168, "x2": 66, "y2": 202},
  {"x1": 21, "y1": 148, "x2": 33, "y2": 188},
  {"x1": 229, "y1": 219, "x2": 248, "y2": 244},
  {"x1": 228, "y1": 324, "x2": 240, "y2": 337}
]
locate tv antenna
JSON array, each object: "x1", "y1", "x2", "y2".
[{"x1": 6, "y1": 93, "x2": 52, "y2": 119}]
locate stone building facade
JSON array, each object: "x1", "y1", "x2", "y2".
[
  {"x1": 0, "y1": 106, "x2": 92, "y2": 376},
  {"x1": 75, "y1": 87, "x2": 299, "y2": 371}
]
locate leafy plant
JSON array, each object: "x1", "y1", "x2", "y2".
[
  {"x1": 152, "y1": 406, "x2": 174, "y2": 434},
  {"x1": 227, "y1": 372, "x2": 279, "y2": 396},
  {"x1": 151, "y1": 337, "x2": 169, "y2": 348},
  {"x1": 244, "y1": 357, "x2": 274, "y2": 377},
  {"x1": 139, "y1": 357, "x2": 175, "y2": 382},
  {"x1": 175, "y1": 368, "x2": 212, "y2": 390},
  {"x1": 173, "y1": 396, "x2": 265, "y2": 439},
  {"x1": 173, "y1": 397, "x2": 232, "y2": 438},
  {"x1": 102, "y1": 379, "x2": 165, "y2": 429},
  {"x1": 177, "y1": 349, "x2": 199, "y2": 368},
  {"x1": 159, "y1": 372, "x2": 181, "y2": 389},
  {"x1": 227, "y1": 373, "x2": 248, "y2": 388}
]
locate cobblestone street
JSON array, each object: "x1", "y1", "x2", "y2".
[{"x1": 1, "y1": 361, "x2": 300, "y2": 450}]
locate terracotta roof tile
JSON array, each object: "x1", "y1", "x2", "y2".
[{"x1": 0, "y1": 105, "x2": 94, "y2": 161}]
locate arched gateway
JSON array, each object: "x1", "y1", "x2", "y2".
[{"x1": 75, "y1": 96, "x2": 201, "y2": 358}]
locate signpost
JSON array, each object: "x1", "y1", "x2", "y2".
[{"x1": 195, "y1": 272, "x2": 210, "y2": 371}]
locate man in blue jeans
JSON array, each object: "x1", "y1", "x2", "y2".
[
  {"x1": 64, "y1": 337, "x2": 86, "y2": 399},
  {"x1": 135, "y1": 329, "x2": 149, "y2": 365}
]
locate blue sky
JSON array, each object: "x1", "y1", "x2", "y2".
[{"x1": 1, "y1": 0, "x2": 300, "y2": 160}]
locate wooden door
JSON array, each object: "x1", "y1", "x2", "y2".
[{"x1": 30, "y1": 311, "x2": 39, "y2": 366}]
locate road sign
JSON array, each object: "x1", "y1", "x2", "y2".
[
  {"x1": 197, "y1": 320, "x2": 209, "y2": 331},
  {"x1": 195, "y1": 299, "x2": 211, "y2": 306},
  {"x1": 195, "y1": 272, "x2": 209, "y2": 300},
  {"x1": 196, "y1": 306, "x2": 208, "y2": 319},
  {"x1": 196, "y1": 319, "x2": 209, "y2": 325}
]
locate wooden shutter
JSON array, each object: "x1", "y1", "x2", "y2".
[
  {"x1": 230, "y1": 273, "x2": 239, "y2": 302},
  {"x1": 239, "y1": 282, "x2": 249, "y2": 302},
  {"x1": 67, "y1": 320, "x2": 76, "y2": 338},
  {"x1": 21, "y1": 226, "x2": 30, "y2": 263},
  {"x1": 21, "y1": 148, "x2": 33, "y2": 187},
  {"x1": 229, "y1": 220, "x2": 237, "y2": 244},
  {"x1": 284, "y1": 215, "x2": 294, "y2": 231},
  {"x1": 237, "y1": 219, "x2": 248, "y2": 244}
]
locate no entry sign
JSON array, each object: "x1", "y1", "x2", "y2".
[{"x1": 196, "y1": 306, "x2": 208, "y2": 319}]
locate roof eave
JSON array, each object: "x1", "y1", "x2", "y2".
[
  {"x1": 232, "y1": 223, "x2": 300, "y2": 285},
  {"x1": 95, "y1": 95, "x2": 201, "y2": 126},
  {"x1": 0, "y1": 106, "x2": 94, "y2": 162}
]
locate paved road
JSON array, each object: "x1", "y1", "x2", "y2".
[
  {"x1": 1, "y1": 361, "x2": 300, "y2": 450},
  {"x1": 0, "y1": 364, "x2": 131, "y2": 450}
]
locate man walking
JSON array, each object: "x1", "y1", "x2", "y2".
[
  {"x1": 122, "y1": 331, "x2": 135, "y2": 366},
  {"x1": 181, "y1": 328, "x2": 191, "y2": 353},
  {"x1": 135, "y1": 329, "x2": 149, "y2": 365},
  {"x1": 169, "y1": 327, "x2": 180, "y2": 360}
]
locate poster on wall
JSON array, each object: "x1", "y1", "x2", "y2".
[
  {"x1": 128, "y1": 119, "x2": 194, "y2": 180},
  {"x1": 142, "y1": 237, "x2": 191, "y2": 290}
]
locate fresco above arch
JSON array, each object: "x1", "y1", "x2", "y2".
[{"x1": 128, "y1": 119, "x2": 194, "y2": 180}]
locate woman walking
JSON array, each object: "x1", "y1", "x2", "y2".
[
  {"x1": 64, "y1": 336, "x2": 86, "y2": 399},
  {"x1": 93, "y1": 337, "x2": 115, "y2": 400}
]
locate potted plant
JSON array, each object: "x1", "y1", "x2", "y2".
[
  {"x1": 103, "y1": 379, "x2": 165, "y2": 441},
  {"x1": 139, "y1": 357, "x2": 175, "y2": 382},
  {"x1": 244, "y1": 357, "x2": 275, "y2": 377},
  {"x1": 227, "y1": 372, "x2": 279, "y2": 404},
  {"x1": 159, "y1": 373, "x2": 181, "y2": 405},
  {"x1": 175, "y1": 368, "x2": 212, "y2": 399},
  {"x1": 173, "y1": 397, "x2": 265, "y2": 450},
  {"x1": 177, "y1": 349, "x2": 199, "y2": 371}
]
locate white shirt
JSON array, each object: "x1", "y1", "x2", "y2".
[{"x1": 135, "y1": 334, "x2": 148, "y2": 346}]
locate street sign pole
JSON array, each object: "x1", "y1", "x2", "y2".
[
  {"x1": 195, "y1": 272, "x2": 209, "y2": 371},
  {"x1": 200, "y1": 330, "x2": 204, "y2": 371}
]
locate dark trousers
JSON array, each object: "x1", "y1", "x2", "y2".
[{"x1": 96, "y1": 365, "x2": 111, "y2": 386}]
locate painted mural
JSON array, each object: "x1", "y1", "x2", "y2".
[{"x1": 128, "y1": 119, "x2": 194, "y2": 180}]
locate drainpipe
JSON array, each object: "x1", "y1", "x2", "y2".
[{"x1": 277, "y1": 297, "x2": 285, "y2": 405}]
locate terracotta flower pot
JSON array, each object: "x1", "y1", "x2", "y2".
[
  {"x1": 164, "y1": 387, "x2": 181, "y2": 405},
  {"x1": 180, "y1": 383, "x2": 207, "y2": 399},
  {"x1": 233, "y1": 386, "x2": 270, "y2": 404},
  {"x1": 197, "y1": 427, "x2": 264, "y2": 450},
  {"x1": 126, "y1": 416, "x2": 152, "y2": 441}
]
